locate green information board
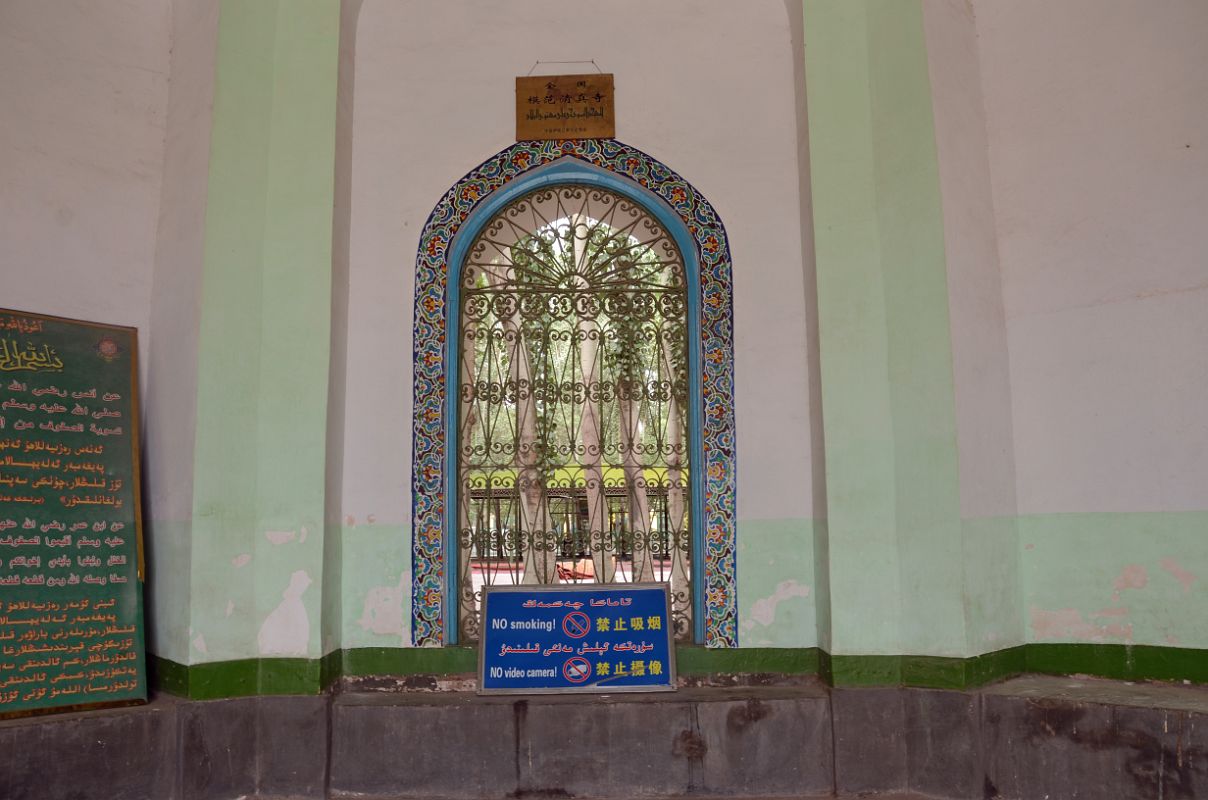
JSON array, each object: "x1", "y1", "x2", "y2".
[{"x1": 0, "y1": 308, "x2": 146, "y2": 715}]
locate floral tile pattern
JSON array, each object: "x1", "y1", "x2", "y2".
[{"x1": 412, "y1": 139, "x2": 736, "y2": 647}]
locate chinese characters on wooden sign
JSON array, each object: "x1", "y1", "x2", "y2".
[{"x1": 516, "y1": 73, "x2": 615, "y2": 141}]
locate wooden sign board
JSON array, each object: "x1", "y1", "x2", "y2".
[
  {"x1": 0, "y1": 308, "x2": 147, "y2": 716},
  {"x1": 516, "y1": 73, "x2": 615, "y2": 141}
]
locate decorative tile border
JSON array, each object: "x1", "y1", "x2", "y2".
[{"x1": 411, "y1": 140, "x2": 736, "y2": 647}]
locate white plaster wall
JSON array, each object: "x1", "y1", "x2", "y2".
[
  {"x1": 974, "y1": 0, "x2": 1208, "y2": 514},
  {"x1": 922, "y1": 0, "x2": 1017, "y2": 521},
  {"x1": 0, "y1": 1, "x2": 169, "y2": 344},
  {"x1": 147, "y1": 0, "x2": 218, "y2": 530},
  {"x1": 339, "y1": 0, "x2": 818, "y2": 528},
  {"x1": 922, "y1": 0, "x2": 1025, "y2": 653},
  {"x1": 0, "y1": 0, "x2": 178, "y2": 653},
  {"x1": 784, "y1": 0, "x2": 826, "y2": 521},
  {"x1": 144, "y1": 0, "x2": 220, "y2": 663},
  {"x1": 323, "y1": 0, "x2": 366, "y2": 655}
]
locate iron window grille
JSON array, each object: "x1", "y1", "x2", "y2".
[{"x1": 455, "y1": 184, "x2": 693, "y2": 641}]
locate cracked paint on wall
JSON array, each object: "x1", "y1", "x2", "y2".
[
  {"x1": 735, "y1": 519, "x2": 819, "y2": 648},
  {"x1": 265, "y1": 529, "x2": 297, "y2": 545},
  {"x1": 1030, "y1": 607, "x2": 1133, "y2": 642},
  {"x1": 1159, "y1": 557, "x2": 1197, "y2": 592},
  {"x1": 358, "y1": 574, "x2": 407, "y2": 639},
  {"x1": 340, "y1": 523, "x2": 412, "y2": 648},
  {"x1": 1021, "y1": 512, "x2": 1208, "y2": 649},
  {"x1": 745, "y1": 580, "x2": 811, "y2": 629},
  {"x1": 258, "y1": 569, "x2": 313, "y2": 656},
  {"x1": 1111, "y1": 564, "x2": 1148, "y2": 601}
]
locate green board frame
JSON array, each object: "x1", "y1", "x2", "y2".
[{"x1": 0, "y1": 308, "x2": 147, "y2": 716}]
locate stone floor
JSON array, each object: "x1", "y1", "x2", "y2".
[
  {"x1": 4, "y1": 674, "x2": 1207, "y2": 799},
  {"x1": 985, "y1": 672, "x2": 1208, "y2": 713},
  {"x1": 247, "y1": 796, "x2": 953, "y2": 800}
]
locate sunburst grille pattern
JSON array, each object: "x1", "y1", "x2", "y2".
[{"x1": 455, "y1": 185, "x2": 693, "y2": 641}]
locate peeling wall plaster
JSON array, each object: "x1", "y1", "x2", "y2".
[{"x1": 257, "y1": 570, "x2": 313, "y2": 656}]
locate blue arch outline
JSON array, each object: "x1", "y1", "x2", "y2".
[
  {"x1": 443, "y1": 159, "x2": 707, "y2": 644},
  {"x1": 411, "y1": 139, "x2": 737, "y2": 649}
]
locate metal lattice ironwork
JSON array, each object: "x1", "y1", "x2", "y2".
[{"x1": 456, "y1": 184, "x2": 693, "y2": 641}]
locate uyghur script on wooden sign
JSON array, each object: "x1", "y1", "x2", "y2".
[
  {"x1": 0, "y1": 308, "x2": 147, "y2": 717},
  {"x1": 516, "y1": 73, "x2": 615, "y2": 140}
]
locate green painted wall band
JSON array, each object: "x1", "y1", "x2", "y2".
[
  {"x1": 675, "y1": 646, "x2": 822, "y2": 676},
  {"x1": 1026, "y1": 643, "x2": 1208, "y2": 685},
  {"x1": 828, "y1": 648, "x2": 1029, "y2": 689},
  {"x1": 150, "y1": 643, "x2": 1208, "y2": 699},
  {"x1": 149, "y1": 655, "x2": 324, "y2": 699},
  {"x1": 341, "y1": 646, "x2": 478, "y2": 677}
]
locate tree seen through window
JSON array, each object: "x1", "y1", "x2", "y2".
[{"x1": 455, "y1": 184, "x2": 693, "y2": 641}]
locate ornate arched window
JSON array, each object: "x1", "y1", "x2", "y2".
[
  {"x1": 455, "y1": 184, "x2": 694, "y2": 641},
  {"x1": 412, "y1": 142, "x2": 736, "y2": 648}
]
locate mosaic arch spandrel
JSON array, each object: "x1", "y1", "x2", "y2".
[{"x1": 412, "y1": 140, "x2": 736, "y2": 647}]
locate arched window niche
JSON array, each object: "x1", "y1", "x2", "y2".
[{"x1": 412, "y1": 141, "x2": 736, "y2": 648}]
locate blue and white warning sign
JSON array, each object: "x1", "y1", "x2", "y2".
[{"x1": 478, "y1": 583, "x2": 676, "y2": 695}]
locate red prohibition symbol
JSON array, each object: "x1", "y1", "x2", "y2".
[
  {"x1": 563, "y1": 656, "x2": 592, "y2": 684},
  {"x1": 562, "y1": 610, "x2": 591, "y2": 639}
]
